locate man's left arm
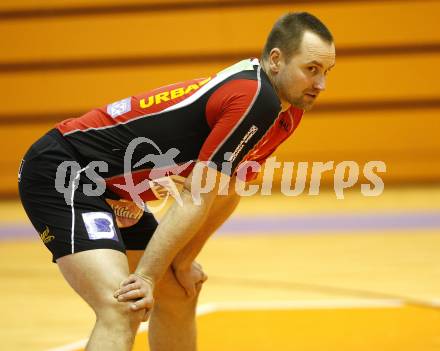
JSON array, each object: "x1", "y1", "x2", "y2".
[{"x1": 171, "y1": 179, "x2": 240, "y2": 296}]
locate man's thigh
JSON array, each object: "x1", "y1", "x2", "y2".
[
  {"x1": 19, "y1": 132, "x2": 127, "y2": 262},
  {"x1": 57, "y1": 249, "x2": 131, "y2": 310}
]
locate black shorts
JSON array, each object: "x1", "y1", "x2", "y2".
[{"x1": 18, "y1": 129, "x2": 158, "y2": 262}]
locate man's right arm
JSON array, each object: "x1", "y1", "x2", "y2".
[{"x1": 114, "y1": 164, "x2": 224, "y2": 310}]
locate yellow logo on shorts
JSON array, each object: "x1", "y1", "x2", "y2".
[{"x1": 39, "y1": 226, "x2": 55, "y2": 244}]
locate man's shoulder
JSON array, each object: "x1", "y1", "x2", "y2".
[
  {"x1": 217, "y1": 59, "x2": 280, "y2": 107},
  {"x1": 215, "y1": 58, "x2": 259, "y2": 78}
]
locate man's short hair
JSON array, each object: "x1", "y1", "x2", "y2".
[{"x1": 262, "y1": 12, "x2": 333, "y2": 61}]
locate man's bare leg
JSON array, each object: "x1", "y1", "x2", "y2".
[
  {"x1": 127, "y1": 250, "x2": 200, "y2": 351},
  {"x1": 57, "y1": 249, "x2": 145, "y2": 351},
  {"x1": 123, "y1": 189, "x2": 239, "y2": 350}
]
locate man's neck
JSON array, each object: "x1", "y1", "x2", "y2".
[
  {"x1": 260, "y1": 59, "x2": 290, "y2": 112},
  {"x1": 280, "y1": 101, "x2": 291, "y2": 112}
]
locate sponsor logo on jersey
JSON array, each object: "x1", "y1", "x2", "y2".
[
  {"x1": 82, "y1": 212, "x2": 118, "y2": 241},
  {"x1": 39, "y1": 226, "x2": 55, "y2": 244},
  {"x1": 107, "y1": 97, "x2": 132, "y2": 118},
  {"x1": 139, "y1": 77, "x2": 212, "y2": 109},
  {"x1": 228, "y1": 125, "x2": 259, "y2": 162},
  {"x1": 278, "y1": 117, "x2": 291, "y2": 132}
]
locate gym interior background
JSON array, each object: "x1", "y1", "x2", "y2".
[{"x1": 0, "y1": 1, "x2": 439, "y2": 350}]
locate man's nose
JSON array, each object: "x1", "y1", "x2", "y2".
[{"x1": 313, "y1": 75, "x2": 326, "y2": 91}]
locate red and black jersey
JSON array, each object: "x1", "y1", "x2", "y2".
[{"x1": 56, "y1": 59, "x2": 303, "y2": 201}]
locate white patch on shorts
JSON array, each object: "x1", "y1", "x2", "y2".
[
  {"x1": 107, "y1": 97, "x2": 131, "y2": 118},
  {"x1": 82, "y1": 212, "x2": 118, "y2": 241}
]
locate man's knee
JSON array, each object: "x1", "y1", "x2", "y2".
[
  {"x1": 154, "y1": 270, "x2": 204, "y2": 314},
  {"x1": 94, "y1": 294, "x2": 145, "y2": 328},
  {"x1": 157, "y1": 285, "x2": 201, "y2": 307}
]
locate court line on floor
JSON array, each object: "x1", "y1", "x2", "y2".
[
  {"x1": 46, "y1": 298, "x2": 407, "y2": 351},
  {"x1": 208, "y1": 275, "x2": 440, "y2": 310},
  {"x1": 3, "y1": 211, "x2": 440, "y2": 240},
  {"x1": 217, "y1": 211, "x2": 440, "y2": 234}
]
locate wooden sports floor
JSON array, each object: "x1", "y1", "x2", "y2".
[{"x1": 1, "y1": 186, "x2": 440, "y2": 350}]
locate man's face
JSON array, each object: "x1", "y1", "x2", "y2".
[{"x1": 270, "y1": 31, "x2": 336, "y2": 111}]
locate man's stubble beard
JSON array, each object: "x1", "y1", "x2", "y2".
[{"x1": 287, "y1": 94, "x2": 315, "y2": 111}]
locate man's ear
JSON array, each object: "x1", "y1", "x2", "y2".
[{"x1": 269, "y1": 48, "x2": 282, "y2": 73}]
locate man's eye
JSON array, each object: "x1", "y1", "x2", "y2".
[{"x1": 308, "y1": 66, "x2": 317, "y2": 73}]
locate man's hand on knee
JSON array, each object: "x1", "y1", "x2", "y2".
[
  {"x1": 172, "y1": 261, "x2": 208, "y2": 298},
  {"x1": 114, "y1": 273, "x2": 154, "y2": 315}
]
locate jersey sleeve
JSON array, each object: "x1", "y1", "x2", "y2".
[{"x1": 198, "y1": 71, "x2": 281, "y2": 177}]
